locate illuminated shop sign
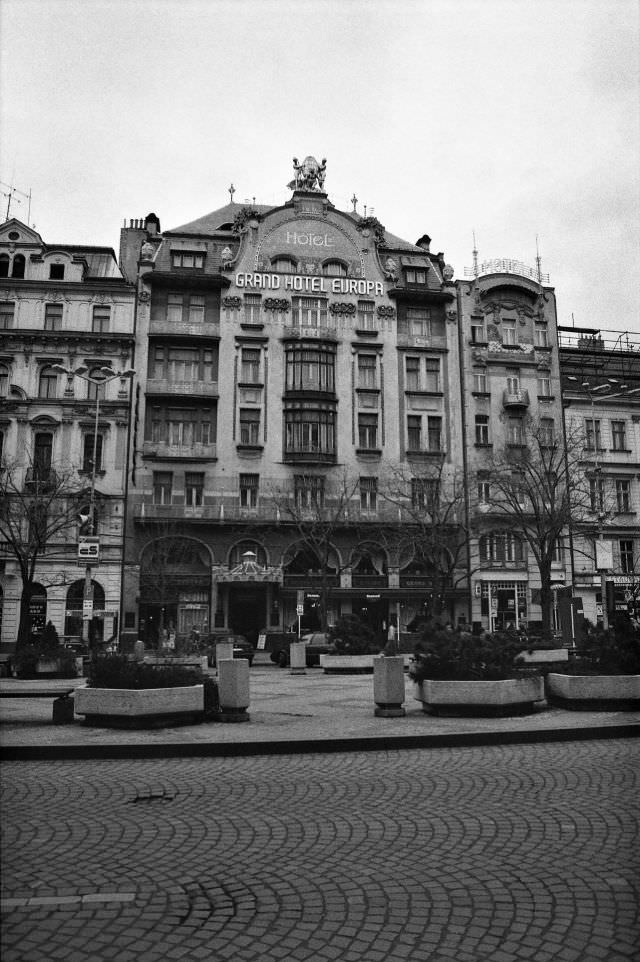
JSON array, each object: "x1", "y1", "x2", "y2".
[{"x1": 235, "y1": 272, "x2": 384, "y2": 295}]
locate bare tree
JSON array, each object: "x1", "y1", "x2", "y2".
[
  {"x1": 480, "y1": 415, "x2": 591, "y2": 638},
  {"x1": 0, "y1": 457, "x2": 88, "y2": 648},
  {"x1": 267, "y1": 472, "x2": 363, "y2": 631},
  {"x1": 380, "y1": 458, "x2": 474, "y2": 622}
]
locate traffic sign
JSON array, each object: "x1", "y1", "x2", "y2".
[
  {"x1": 82, "y1": 599, "x2": 94, "y2": 621},
  {"x1": 78, "y1": 537, "x2": 100, "y2": 563},
  {"x1": 296, "y1": 604, "x2": 304, "y2": 615}
]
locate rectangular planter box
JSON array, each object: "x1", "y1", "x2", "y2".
[
  {"x1": 547, "y1": 673, "x2": 640, "y2": 710},
  {"x1": 143, "y1": 655, "x2": 209, "y2": 672},
  {"x1": 415, "y1": 676, "x2": 545, "y2": 716},
  {"x1": 321, "y1": 654, "x2": 411, "y2": 674},
  {"x1": 75, "y1": 685, "x2": 204, "y2": 727}
]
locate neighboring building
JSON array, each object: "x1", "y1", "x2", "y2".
[
  {"x1": 0, "y1": 219, "x2": 135, "y2": 654},
  {"x1": 119, "y1": 158, "x2": 467, "y2": 647},
  {"x1": 457, "y1": 257, "x2": 565, "y2": 632},
  {"x1": 559, "y1": 327, "x2": 640, "y2": 626}
]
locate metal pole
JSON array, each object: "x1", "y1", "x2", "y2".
[{"x1": 83, "y1": 384, "x2": 100, "y2": 644}]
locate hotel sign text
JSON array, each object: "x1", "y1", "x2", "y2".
[{"x1": 236, "y1": 272, "x2": 384, "y2": 295}]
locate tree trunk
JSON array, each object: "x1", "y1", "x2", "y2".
[
  {"x1": 17, "y1": 584, "x2": 33, "y2": 650},
  {"x1": 539, "y1": 574, "x2": 554, "y2": 642}
]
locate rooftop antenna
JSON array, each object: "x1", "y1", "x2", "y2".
[
  {"x1": 1, "y1": 180, "x2": 31, "y2": 223},
  {"x1": 472, "y1": 230, "x2": 479, "y2": 279},
  {"x1": 364, "y1": 205, "x2": 368, "y2": 217}
]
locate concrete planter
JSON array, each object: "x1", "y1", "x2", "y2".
[
  {"x1": 143, "y1": 654, "x2": 209, "y2": 672},
  {"x1": 415, "y1": 676, "x2": 545, "y2": 716},
  {"x1": 217, "y1": 659, "x2": 250, "y2": 722},
  {"x1": 321, "y1": 653, "x2": 411, "y2": 674},
  {"x1": 74, "y1": 684, "x2": 204, "y2": 727},
  {"x1": 547, "y1": 673, "x2": 640, "y2": 710},
  {"x1": 373, "y1": 656, "x2": 406, "y2": 717}
]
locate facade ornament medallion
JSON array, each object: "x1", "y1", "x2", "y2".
[
  {"x1": 329, "y1": 302, "x2": 356, "y2": 316},
  {"x1": 222, "y1": 296, "x2": 242, "y2": 310},
  {"x1": 443, "y1": 264, "x2": 454, "y2": 282},
  {"x1": 383, "y1": 256, "x2": 398, "y2": 281},
  {"x1": 288, "y1": 155, "x2": 327, "y2": 192},
  {"x1": 377, "y1": 305, "x2": 395, "y2": 318},
  {"x1": 263, "y1": 298, "x2": 290, "y2": 313}
]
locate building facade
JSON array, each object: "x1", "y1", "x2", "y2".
[
  {"x1": 457, "y1": 258, "x2": 565, "y2": 633},
  {"x1": 119, "y1": 158, "x2": 469, "y2": 646},
  {"x1": 0, "y1": 219, "x2": 135, "y2": 654},
  {"x1": 559, "y1": 327, "x2": 640, "y2": 627}
]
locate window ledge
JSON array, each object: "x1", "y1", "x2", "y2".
[
  {"x1": 236, "y1": 444, "x2": 264, "y2": 452},
  {"x1": 406, "y1": 450, "x2": 445, "y2": 458},
  {"x1": 78, "y1": 469, "x2": 106, "y2": 478},
  {"x1": 469, "y1": 340, "x2": 488, "y2": 347},
  {"x1": 240, "y1": 323, "x2": 265, "y2": 331},
  {"x1": 472, "y1": 391, "x2": 491, "y2": 398},
  {"x1": 537, "y1": 395, "x2": 555, "y2": 402},
  {"x1": 238, "y1": 381, "x2": 264, "y2": 389},
  {"x1": 615, "y1": 510, "x2": 636, "y2": 516},
  {"x1": 474, "y1": 443, "x2": 493, "y2": 449},
  {"x1": 356, "y1": 448, "x2": 382, "y2": 458},
  {"x1": 355, "y1": 386, "x2": 380, "y2": 394},
  {"x1": 405, "y1": 390, "x2": 444, "y2": 398},
  {"x1": 610, "y1": 448, "x2": 633, "y2": 454},
  {"x1": 355, "y1": 329, "x2": 379, "y2": 337}
]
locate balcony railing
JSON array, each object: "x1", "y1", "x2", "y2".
[
  {"x1": 145, "y1": 378, "x2": 218, "y2": 398},
  {"x1": 142, "y1": 441, "x2": 217, "y2": 460},
  {"x1": 149, "y1": 319, "x2": 220, "y2": 337},
  {"x1": 24, "y1": 467, "x2": 58, "y2": 490},
  {"x1": 502, "y1": 389, "x2": 530, "y2": 409}
]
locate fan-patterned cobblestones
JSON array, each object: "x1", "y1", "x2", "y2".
[{"x1": 1, "y1": 740, "x2": 638, "y2": 961}]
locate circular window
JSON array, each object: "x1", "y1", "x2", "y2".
[{"x1": 8, "y1": 231, "x2": 19, "y2": 240}]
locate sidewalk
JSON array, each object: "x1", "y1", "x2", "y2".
[{"x1": 1, "y1": 663, "x2": 639, "y2": 759}]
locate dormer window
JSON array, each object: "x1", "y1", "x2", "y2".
[
  {"x1": 322, "y1": 260, "x2": 348, "y2": 277},
  {"x1": 171, "y1": 251, "x2": 205, "y2": 269},
  {"x1": 271, "y1": 256, "x2": 297, "y2": 273},
  {"x1": 405, "y1": 268, "x2": 426, "y2": 284},
  {"x1": 49, "y1": 264, "x2": 65, "y2": 280}
]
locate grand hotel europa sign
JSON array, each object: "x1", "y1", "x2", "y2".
[{"x1": 235, "y1": 271, "x2": 385, "y2": 295}]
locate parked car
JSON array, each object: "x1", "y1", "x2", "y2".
[
  {"x1": 271, "y1": 631, "x2": 336, "y2": 668},
  {"x1": 206, "y1": 634, "x2": 256, "y2": 667}
]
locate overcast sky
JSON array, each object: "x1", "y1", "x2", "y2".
[{"x1": 1, "y1": 0, "x2": 638, "y2": 332}]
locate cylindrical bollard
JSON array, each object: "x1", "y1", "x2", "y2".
[
  {"x1": 289, "y1": 641, "x2": 307, "y2": 675},
  {"x1": 373, "y1": 655, "x2": 406, "y2": 717},
  {"x1": 133, "y1": 640, "x2": 145, "y2": 662},
  {"x1": 215, "y1": 641, "x2": 234, "y2": 669},
  {"x1": 217, "y1": 658, "x2": 250, "y2": 722}
]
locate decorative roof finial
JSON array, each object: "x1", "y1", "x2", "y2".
[
  {"x1": 228, "y1": 183, "x2": 235, "y2": 202},
  {"x1": 351, "y1": 193, "x2": 358, "y2": 213}
]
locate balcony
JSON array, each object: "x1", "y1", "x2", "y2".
[
  {"x1": 149, "y1": 319, "x2": 220, "y2": 338},
  {"x1": 141, "y1": 441, "x2": 217, "y2": 461},
  {"x1": 24, "y1": 467, "x2": 58, "y2": 491},
  {"x1": 502, "y1": 388, "x2": 530, "y2": 409},
  {"x1": 145, "y1": 378, "x2": 218, "y2": 398}
]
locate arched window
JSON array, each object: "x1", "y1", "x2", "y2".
[
  {"x1": 38, "y1": 366, "x2": 58, "y2": 399},
  {"x1": 0, "y1": 363, "x2": 9, "y2": 397},
  {"x1": 271, "y1": 256, "x2": 297, "y2": 274},
  {"x1": 321, "y1": 260, "x2": 348, "y2": 277},
  {"x1": 11, "y1": 254, "x2": 25, "y2": 278},
  {"x1": 64, "y1": 579, "x2": 105, "y2": 643},
  {"x1": 87, "y1": 368, "x2": 107, "y2": 401},
  {"x1": 0, "y1": 254, "x2": 9, "y2": 278}
]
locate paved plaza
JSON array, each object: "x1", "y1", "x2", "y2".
[{"x1": 1, "y1": 739, "x2": 638, "y2": 962}]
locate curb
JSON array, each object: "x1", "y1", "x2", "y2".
[{"x1": 1, "y1": 723, "x2": 638, "y2": 761}]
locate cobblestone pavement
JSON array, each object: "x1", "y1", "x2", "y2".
[{"x1": 1, "y1": 740, "x2": 638, "y2": 962}]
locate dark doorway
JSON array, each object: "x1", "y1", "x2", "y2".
[{"x1": 228, "y1": 586, "x2": 267, "y2": 645}]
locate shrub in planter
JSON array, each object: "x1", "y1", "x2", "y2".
[
  {"x1": 13, "y1": 635, "x2": 77, "y2": 679},
  {"x1": 409, "y1": 628, "x2": 526, "y2": 683},
  {"x1": 329, "y1": 615, "x2": 382, "y2": 656},
  {"x1": 87, "y1": 654, "x2": 207, "y2": 689},
  {"x1": 573, "y1": 618, "x2": 640, "y2": 676}
]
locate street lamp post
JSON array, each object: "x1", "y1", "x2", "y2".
[{"x1": 53, "y1": 364, "x2": 135, "y2": 647}]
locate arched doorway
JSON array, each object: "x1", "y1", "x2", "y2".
[
  {"x1": 139, "y1": 537, "x2": 212, "y2": 646},
  {"x1": 64, "y1": 579, "x2": 105, "y2": 644}
]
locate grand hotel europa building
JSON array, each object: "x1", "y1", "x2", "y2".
[{"x1": 113, "y1": 155, "x2": 563, "y2": 647}]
